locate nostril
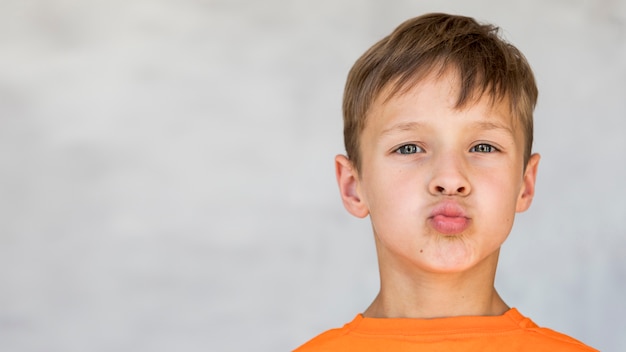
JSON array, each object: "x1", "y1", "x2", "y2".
[{"x1": 432, "y1": 184, "x2": 469, "y2": 195}]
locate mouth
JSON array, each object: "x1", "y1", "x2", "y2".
[{"x1": 428, "y1": 202, "x2": 470, "y2": 235}]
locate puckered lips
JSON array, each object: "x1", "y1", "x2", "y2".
[{"x1": 428, "y1": 201, "x2": 471, "y2": 235}]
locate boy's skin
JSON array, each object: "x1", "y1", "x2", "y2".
[
  {"x1": 295, "y1": 13, "x2": 596, "y2": 351},
  {"x1": 335, "y1": 67, "x2": 540, "y2": 320}
]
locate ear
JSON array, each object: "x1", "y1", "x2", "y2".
[
  {"x1": 335, "y1": 155, "x2": 369, "y2": 218},
  {"x1": 516, "y1": 153, "x2": 540, "y2": 213}
]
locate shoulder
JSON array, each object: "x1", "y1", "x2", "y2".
[
  {"x1": 505, "y1": 309, "x2": 598, "y2": 351},
  {"x1": 516, "y1": 326, "x2": 597, "y2": 351},
  {"x1": 292, "y1": 328, "x2": 347, "y2": 352},
  {"x1": 292, "y1": 316, "x2": 360, "y2": 352}
]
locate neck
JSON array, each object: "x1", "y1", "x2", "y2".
[{"x1": 364, "y1": 248, "x2": 508, "y2": 319}]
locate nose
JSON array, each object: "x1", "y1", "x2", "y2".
[{"x1": 428, "y1": 153, "x2": 471, "y2": 196}]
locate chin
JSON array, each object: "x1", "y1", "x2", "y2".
[
  {"x1": 417, "y1": 246, "x2": 482, "y2": 273},
  {"x1": 419, "y1": 246, "x2": 500, "y2": 274}
]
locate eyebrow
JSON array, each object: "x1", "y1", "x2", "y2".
[
  {"x1": 380, "y1": 121, "x2": 425, "y2": 137},
  {"x1": 381, "y1": 120, "x2": 514, "y2": 137},
  {"x1": 474, "y1": 121, "x2": 515, "y2": 136}
]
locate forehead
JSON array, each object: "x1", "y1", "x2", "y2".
[{"x1": 367, "y1": 69, "x2": 517, "y2": 132}]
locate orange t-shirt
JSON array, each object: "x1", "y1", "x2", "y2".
[{"x1": 294, "y1": 308, "x2": 597, "y2": 351}]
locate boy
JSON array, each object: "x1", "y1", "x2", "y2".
[{"x1": 295, "y1": 13, "x2": 597, "y2": 351}]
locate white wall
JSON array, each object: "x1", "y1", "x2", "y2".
[{"x1": 0, "y1": 1, "x2": 624, "y2": 351}]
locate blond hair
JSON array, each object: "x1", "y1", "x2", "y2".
[{"x1": 343, "y1": 13, "x2": 538, "y2": 172}]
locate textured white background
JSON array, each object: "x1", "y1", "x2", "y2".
[{"x1": 0, "y1": 0, "x2": 624, "y2": 351}]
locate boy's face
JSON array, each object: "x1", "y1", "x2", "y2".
[{"x1": 336, "y1": 70, "x2": 539, "y2": 274}]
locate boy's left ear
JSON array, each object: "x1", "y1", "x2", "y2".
[{"x1": 516, "y1": 153, "x2": 540, "y2": 213}]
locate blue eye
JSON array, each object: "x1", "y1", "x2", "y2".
[
  {"x1": 395, "y1": 144, "x2": 422, "y2": 154},
  {"x1": 470, "y1": 143, "x2": 498, "y2": 153}
]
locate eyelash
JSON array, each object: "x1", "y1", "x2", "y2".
[
  {"x1": 394, "y1": 143, "x2": 499, "y2": 155},
  {"x1": 470, "y1": 143, "x2": 499, "y2": 153},
  {"x1": 394, "y1": 144, "x2": 423, "y2": 155}
]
